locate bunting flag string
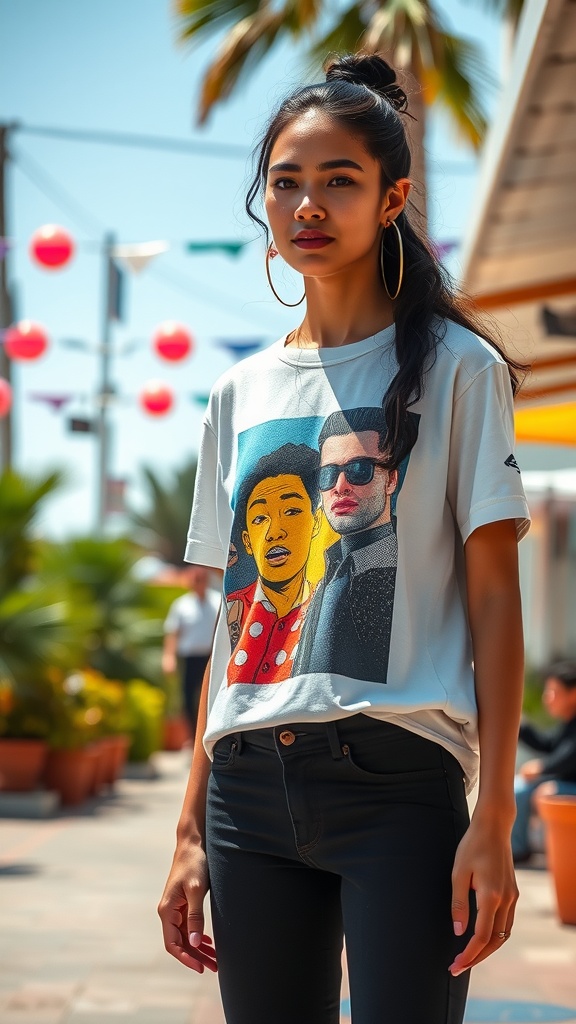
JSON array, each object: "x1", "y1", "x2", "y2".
[
  {"x1": 214, "y1": 338, "x2": 264, "y2": 361},
  {"x1": 112, "y1": 240, "x2": 169, "y2": 274},
  {"x1": 28, "y1": 392, "x2": 75, "y2": 412},
  {"x1": 185, "y1": 241, "x2": 246, "y2": 258}
]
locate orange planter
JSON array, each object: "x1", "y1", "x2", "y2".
[
  {"x1": 0, "y1": 739, "x2": 48, "y2": 791},
  {"x1": 43, "y1": 748, "x2": 94, "y2": 806},
  {"x1": 163, "y1": 716, "x2": 190, "y2": 751},
  {"x1": 539, "y1": 795, "x2": 576, "y2": 925},
  {"x1": 107, "y1": 734, "x2": 130, "y2": 783}
]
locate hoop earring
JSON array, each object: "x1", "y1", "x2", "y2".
[
  {"x1": 380, "y1": 220, "x2": 404, "y2": 301},
  {"x1": 265, "y1": 245, "x2": 305, "y2": 308}
]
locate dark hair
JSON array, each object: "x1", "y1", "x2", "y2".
[
  {"x1": 318, "y1": 407, "x2": 389, "y2": 458},
  {"x1": 246, "y1": 52, "x2": 526, "y2": 466},
  {"x1": 236, "y1": 442, "x2": 320, "y2": 528},
  {"x1": 546, "y1": 661, "x2": 576, "y2": 690}
]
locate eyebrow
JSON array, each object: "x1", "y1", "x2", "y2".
[
  {"x1": 268, "y1": 159, "x2": 364, "y2": 174},
  {"x1": 248, "y1": 490, "x2": 305, "y2": 511}
]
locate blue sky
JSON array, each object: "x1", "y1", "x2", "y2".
[{"x1": 1, "y1": 0, "x2": 507, "y2": 540}]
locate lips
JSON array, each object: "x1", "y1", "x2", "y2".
[
  {"x1": 331, "y1": 500, "x2": 358, "y2": 515},
  {"x1": 265, "y1": 546, "x2": 290, "y2": 565},
  {"x1": 292, "y1": 231, "x2": 334, "y2": 250}
]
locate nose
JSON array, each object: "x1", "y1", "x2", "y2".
[
  {"x1": 295, "y1": 193, "x2": 325, "y2": 221},
  {"x1": 334, "y1": 471, "x2": 350, "y2": 493},
  {"x1": 266, "y1": 519, "x2": 287, "y2": 541}
]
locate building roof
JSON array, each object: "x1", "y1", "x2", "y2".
[{"x1": 460, "y1": 0, "x2": 576, "y2": 406}]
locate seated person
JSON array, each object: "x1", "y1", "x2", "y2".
[{"x1": 512, "y1": 660, "x2": 576, "y2": 863}]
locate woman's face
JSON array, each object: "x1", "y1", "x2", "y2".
[{"x1": 264, "y1": 109, "x2": 407, "y2": 279}]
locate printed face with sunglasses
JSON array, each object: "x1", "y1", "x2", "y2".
[{"x1": 319, "y1": 430, "x2": 398, "y2": 536}]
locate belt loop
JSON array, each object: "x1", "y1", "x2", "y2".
[
  {"x1": 234, "y1": 732, "x2": 244, "y2": 753},
  {"x1": 326, "y1": 720, "x2": 344, "y2": 760}
]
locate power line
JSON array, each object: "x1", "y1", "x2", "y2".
[
  {"x1": 14, "y1": 148, "x2": 107, "y2": 236},
  {"x1": 19, "y1": 123, "x2": 251, "y2": 160},
  {"x1": 148, "y1": 261, "x2": 279, "y2": 333}
]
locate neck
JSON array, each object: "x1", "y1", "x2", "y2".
[
  {"x1": 288, "y1": 250, "x2": 394, "y2": 349},
  {"x1": 260, "y1": 571, "x2": 310, "y2": 618}
]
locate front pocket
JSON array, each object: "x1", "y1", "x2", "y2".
[
  {"x1": 342, "y1": 743, "x2": 446, "y2": 783},
  {"x1": 211, "y1": 738, "x2": 238, "y2": 770}
]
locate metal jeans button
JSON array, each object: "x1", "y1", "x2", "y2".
[{"x1": 279, "y1": 730, "x2": 296, "y2": 746}]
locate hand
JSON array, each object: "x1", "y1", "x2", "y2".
[
  {"x1": 519, "y1": 758, "x2": 543, "y2": 781},
  {"x1": 158, "y1": 843, "x2": 218, "y2": 974},
  {"x1": 162, "y1": 653, "x2": 177, "y2": 675},
  {"x1": 449, "y1": 816, "x2": 518, "y2": 976}
]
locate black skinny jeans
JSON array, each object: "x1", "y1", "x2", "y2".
[{"x1": 206, "y1": 714, "x2": 474, "y2": 1024}]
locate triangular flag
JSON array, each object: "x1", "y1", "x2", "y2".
[
  {"x1": 214, "y1": 339, "x2": 264, "y2": 361},
  {"x1": 112, "y1": 240, "x2": 169, "y2": 274},
  {"x1": 191, "y1": 394, "x2": 210, "y2": 409},
  {"x1": 432, "y1": 240, "x2": 459, "y2": 260},
  {"x1": 28, "y1": 392, "x2": 74, "y2": 412},
  {"x1": 186, "y1": 241, "x2": 246, "y2": 258}
]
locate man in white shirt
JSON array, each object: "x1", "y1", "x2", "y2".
[{"x1": 162, "y1": 565, "x2": 221, "y2": 742}]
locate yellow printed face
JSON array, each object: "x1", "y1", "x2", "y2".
[{"x1": 242, "y1": 473, "x2": 319, "y2": 584}]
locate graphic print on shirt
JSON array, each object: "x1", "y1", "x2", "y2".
[{"x1": 224, "y1": 408, "x2": 419, "y2": 686}]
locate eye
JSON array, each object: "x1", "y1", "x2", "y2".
[
  {"x1": 251, "y1": 514, "x2": 267, "y2": 525},
  {"x1": 272, "y1": 178, "x2": 297, "y2": 190},
  {"x1": 284, "y1": 507, "x2": 302, "y2": 516},
  {"x1": 329, "y1": 176, "x2": 354, "y2": 187}
]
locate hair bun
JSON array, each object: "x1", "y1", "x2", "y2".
[{"x1": 324, "y1": 53, "x2": 408, "y2": 112}]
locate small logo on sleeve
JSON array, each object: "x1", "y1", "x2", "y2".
[{"x1": 505, "y1": 454, "x2": 521, "y2": 474}]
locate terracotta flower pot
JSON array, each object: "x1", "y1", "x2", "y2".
[
  {"x1": 43, "y1": 747, "x2": 94, "y2": 806},
  {"x1": 163, "y1": 716, "x2": 190, "y2": 751},
  {"x1": 0, "y1": 738, "x2": 48, "y2": 791},
  {"x1": 86, "y1": 740, "x2": 110, "y2": 796},
  {"x1": 538, "y1": 795, "x2": 576, "y2": 925},
  {"x1": 107, "y1": 734, "x2": 130, "y2": 784}
]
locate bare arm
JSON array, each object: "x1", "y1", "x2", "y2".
[
  {"x1": 162, "y1": 630, "x2": 179, "y2": 676},
  {"x1": 158, "y1": 654, "x2": 217, "y2": 973},
  {"x1": 449, "y1": 518, "x2": 524, "y2": 975}
]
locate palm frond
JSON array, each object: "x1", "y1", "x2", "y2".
[
  {"x1": 174, "y1": 0, "x2": 264, "y2": 45},
  {"x1": 428, "y1": 27, "x2": 494, "y2": 149}
]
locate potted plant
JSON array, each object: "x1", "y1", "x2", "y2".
[
  {"x1": 0, "y1": 678, "x2": 50, "y2": 792},
  {"x1": 44, "y1": 673, "x2": 102, "y2": 806},
  {"x1": 537, "y1": 793, "x2": 576, "y2": 925}
]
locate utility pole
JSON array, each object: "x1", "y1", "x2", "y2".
[
  {"x1": 0, "y1": 123, "x2": 16, "y2": 472},
  {"x1": 96, "y1": 232, "x2": 117, "y2": 533}
]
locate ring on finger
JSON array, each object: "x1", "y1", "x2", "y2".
[{"x1": 496, "y1": 930, "x2": 511, "y2": 940}]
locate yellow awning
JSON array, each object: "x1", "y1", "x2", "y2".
[{"x1": 515, "y1": 403, "x2": 576, "y2": 446}]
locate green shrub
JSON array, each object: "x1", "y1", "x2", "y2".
[{"x1": 125, "y1": 679, "x2": 165, "y2": 762}]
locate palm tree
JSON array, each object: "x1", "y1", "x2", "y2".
[
  {"x1": 175, "y1": 0, "x2": 500, "y2": 224},
  {"x1": 0, "y1": 469, "x2": 65, "y2": 595},
  {"x1": 126, "y1": 459, "x2": 197, "y2": 567}
]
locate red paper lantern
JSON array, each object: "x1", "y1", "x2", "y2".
[
  {"x1": 30, "y1": 225, "x2": 75, "y2": 269},
  {"x1": 140, "y1": 381, "x2": 174, "y2": 416},
  {"x1": 153, "y1": 321, "x2": 193, "y2": 362},
  {"x1": 0, "y1": 379, "x2": 12, "y2": 417},
  {"x1": 5, "y1": 321, "x2": 49, "y2": 361}
]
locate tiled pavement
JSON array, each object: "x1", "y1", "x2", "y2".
[{"x1": 1, "y1": 751, "x2": 575, "y2": 1024}]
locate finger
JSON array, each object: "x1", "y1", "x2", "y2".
[
  {"x1": 461, "y1": 901, "x2": 517, "y2": 971},
  {"x1": 449, "y1": 893, "x2": 499, "y2": 975},
  {"x1": 451, "y1": 867, "x2": 471, "y2": 938},
  {"x1": 188, "y1": 909, "x2": 205, "y2": 949}
]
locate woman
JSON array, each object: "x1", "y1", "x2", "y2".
[{"x1": 158, "y1": 52, "x2": 530, "y2": 1024}]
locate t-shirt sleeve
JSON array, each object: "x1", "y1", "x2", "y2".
[
  {"x1": 184, "y1": 418, "x2": 228, "y2": 570},
  {"x1": 447, "y1": 361, "x2": 531, "y2": 545},
  {"x1": 163, "y1": 599, "x2": 181, "y2": 635}
]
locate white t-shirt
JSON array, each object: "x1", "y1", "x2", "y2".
[
  {"x1": 185, "y1": 319, "x2": 530, "y2": 791},
  {"x1": 163, "y1": 590, "x2": 221, "y2": 657}
]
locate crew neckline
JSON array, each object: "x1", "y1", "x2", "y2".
[{"x1": 275, "y1": 323, "x2": 396, "y2": 367}]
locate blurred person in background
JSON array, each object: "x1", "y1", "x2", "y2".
[
  {"x1": 162, "y1": 565, "x2": 221, "y2": 744},
  {"x1": 512, "y1": 660, "x2": 576, "y2": 863}
]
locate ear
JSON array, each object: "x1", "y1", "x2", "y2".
[
  {"x1": 312, "y1": 507, "x2": 322, "y2": 539},
  {"x1": 380, "y1": 178, "x2": 411, "y2": 227},
  {"x1": 387, "y1": 469, "x2": 399, "y2": 495},
  {"x1": 242, "y1": 530, "x2": 253, "y2": 556}
]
